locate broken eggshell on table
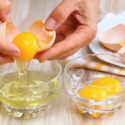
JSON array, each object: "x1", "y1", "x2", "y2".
[
  {"x1": 0, "y1": 20, "x2": 56, "y2": 53},
  {"x1": 99, "y1": 24, "x2": 125, "y2": 63}
]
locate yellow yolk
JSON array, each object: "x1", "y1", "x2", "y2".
[
  {"x1": 92, "y1": 77, "x2": 122, "y2": 95},
  {"x1": 79, "y1": 77, "x2": 122, "y2": 101},
  {"x1": 79, "y1": 86, "x2": 108, "y2": 101},
  {"x1": 13, "y1": 32, "x2": 39, "y2": 61}
]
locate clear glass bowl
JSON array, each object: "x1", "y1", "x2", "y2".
[
  {"x1": 64, "y1": 54, "x2": 125, "y2": 118},
  {"x1": 0, "y1": 60, "x2": 62, "y2": 118}
]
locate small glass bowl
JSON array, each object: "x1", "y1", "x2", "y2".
[
  {"x1": 0, "y1": 60, "x2": 62, "y2": 118},
  {"x1": 64, "y1": 54, "x2": 125, "y2": 118}
]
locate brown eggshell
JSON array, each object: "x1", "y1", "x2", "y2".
[
  {"x1": 0, "y1": 20, "x2": 56, "y2": 53},
  {"x1": 0, "y1": 22, "x2": 19, "y2": 42},
  {"x1": 29, "y1": 20, "x2": 56, "y2": 52},
  {"x1": 100, "y1": 24, "x2": 125, "y2": 52}
]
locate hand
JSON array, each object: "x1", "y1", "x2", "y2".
[
  {"x1": 0, "y1": 37, "x2": 20, "y2": 64},
  {"x1": 0, "y1": 0, "x2": 11, "y2": 22},
  {"x1": 0, "y1": 0, "x2": 19, "y2": 64},
  {"x1": 37, "y1": 0, "x2": 99, "y2": 61}
]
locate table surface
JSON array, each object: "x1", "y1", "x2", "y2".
[{"x1": 0, "y1": 0, "x2": 125, "y2": 125}]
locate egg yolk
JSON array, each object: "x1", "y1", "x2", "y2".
[
  {"x1": 92, "y1": 77, "x2": 122, "y2": 95},
  {"x1": 13, "y1": 32, "x2": 39, "y2": 61},
  {"x1": 91, "y1": 112, "x2": 101, "y2": 118},
  {"x1": 79, "y1": 86, "x2": 108, "y2": 101},
  {"x1": 79, "y1": 77, "x2": 122, "y2": 101}
]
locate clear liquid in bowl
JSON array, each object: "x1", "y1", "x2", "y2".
[{"x1": 0, "y1": 60, "x2": 61, "y2": 118}]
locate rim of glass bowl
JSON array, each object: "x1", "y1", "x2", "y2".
[
  {"x1": 0, "y1": 60, "x2": 62, "y2": 85},
  {"x1": 64, "y1": 53, "x2": 125, "y2": 105}
]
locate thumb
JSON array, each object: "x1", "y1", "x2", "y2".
[
  {"x1": 45, "y1": 0, "x2": 76, "y2": 30},
  {"x1": 0, "y1": 38, "x2": 20, "y2": 57}
]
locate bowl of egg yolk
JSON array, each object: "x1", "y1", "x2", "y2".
[{"x1": 64, "y1": 54, "x2": 125, "y2": 118}]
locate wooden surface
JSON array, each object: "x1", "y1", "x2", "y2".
[{"x1": 0, "y1": 0, "x2": 125, "y2": 125}]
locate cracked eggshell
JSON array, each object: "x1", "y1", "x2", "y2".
[
  {"x1": 0, "y1": 20, "x2": 56, "y2": 54},
  {"x1": 29, "y1": 20, "x2": 56, "y2": 52},
  {"x1": 0, "y1": 22, "x2": 19, "y2": 43},
  {"x1": 100, "y1": 24, "x2": 125, "y2": 52}
]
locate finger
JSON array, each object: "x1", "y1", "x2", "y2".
[
  {"x1": 45, "y1": 0, "x2": 78, "y2": 30},
  {"x1": 0, "y1": 54, "x2": 13, "y2": 64},
  {"x1": 0, "y1": 0, "x2": 11, "y2": 12},
  {"x1": 0, "y1": 0, "x2": 11, "y2": 22},
  {"x1": 48, "y1": 47, "x2": 79, "y2": 60},
  {"x1": 38, "y1": 25, "x2": 94, "y2": 62},
  {"x1": 0, "y1": 13, "x2": 11, "y2": 22},
  {"x1": 0, "y1": 38, "x2": 20, "y2": 56}
]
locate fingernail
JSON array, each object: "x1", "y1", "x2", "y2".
[{"x1": 45, "y1": 18, "x2": 56, "y2": 30}]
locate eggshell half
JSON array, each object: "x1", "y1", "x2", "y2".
[
  {"x1": 0, "y1": 22, "x2": 19, "y2": 42},
  {"x1": 100, "y1": 24, "x2": 125, "y2": 52},
  {"x1": 0, "y1": 20, "x2": 56, "y2": 55},
  {"x1": 29, "y1": 20, "x2": 56, "y2": 52}
]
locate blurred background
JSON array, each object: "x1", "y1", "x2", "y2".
[
  {"x1": 100, "y1": 0, "x2": 125, "y2": 19},
  {"x1": 10, "y1": 0, "x2": 125, "y2": 30},
  {"x1": 10, "y1": 0, "x2": 61, "y2": 30}
]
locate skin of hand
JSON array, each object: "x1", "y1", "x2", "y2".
[
  {"x1": 0, "y1": 0, "x2": 20, "y2": 63},
  {"x1": 37, "y1": 0, "x2": 99, "y2": 61},
  {"x1": 0, "y1": 0, "x2": 11, "y2": 22}
]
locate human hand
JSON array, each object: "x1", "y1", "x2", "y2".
[
  {"x1": 37, "y1": 0, "x2": 99, "y2": 61},
  {"x1": 0, "y1": 0, "x2": 11, "y2": 22},
  {"x1": 0, "y1": 0, "x2": 20, "y2": 64},
  {"x1": 0, "y1": 37, "x2": 20, "y2": 64}
]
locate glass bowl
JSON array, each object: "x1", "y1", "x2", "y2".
[
  {"x1": 0, "y1": 60, "x2": 62, "y2": 118},
  {"x1": 64, "y1": 54, "x2": 125, "y2": 118}
]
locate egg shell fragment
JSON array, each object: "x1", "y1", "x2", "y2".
[
  {"x1": 29, "y1": 20, "x2": 56, "y2": 52},
  {"x1": 100, "y1": 24, "x2": 125, "y2": 51}
]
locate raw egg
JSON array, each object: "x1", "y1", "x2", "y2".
[
  {"x1": 79, "y1": 77, "x2": 122, "y2": 101},
  {"x1": 92, "y1": 77, "x2": 122, "y2": 95},
  {"x1": 13, "y1": 32, "x2": 39, "y2": 61},
  {"x1": 0, "y1": 20, "x2": 56, "y2": 61},
  {"x1": 79, "y1": 85, "x2": 108, "y2": 101}
]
